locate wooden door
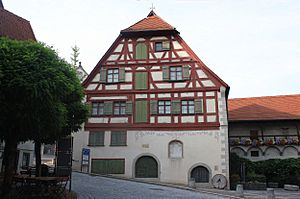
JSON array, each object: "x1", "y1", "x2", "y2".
[
  {"x1": 135, "y1": 156, "x2": 158, "y2": 178},
  {"x1": 191, "y1": 166, "x2": 209, "y2": 183}
]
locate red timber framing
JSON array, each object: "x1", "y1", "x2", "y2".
[{"x1": 83, "y1": 11, "x2": 229, "y2": 132}]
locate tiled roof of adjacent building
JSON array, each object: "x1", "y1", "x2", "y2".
[
  {"x1": 228, "y1": 94, "x2": 300, "y2": 121},
  {"x1": 0, "y1": 7, "x2": 36, "y2": 41},
  {"x1": 121, "y1": 10, "x2": 176, "y2": 33}
]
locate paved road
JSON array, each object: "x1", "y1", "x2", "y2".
[{"x1": 72, "y1": 172, "x2": 230, "y2": 199}]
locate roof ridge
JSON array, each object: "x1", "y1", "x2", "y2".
[
  {"x1": 0, "y1": 8, "x2": 30, "y2": 23},
  {"x1": 229, "y1": 94, "x2": 300, "y2": 100}
]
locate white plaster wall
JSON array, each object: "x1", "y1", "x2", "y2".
[{"x1": 151, "y1": 72, "x2": 163, "y2": 81}]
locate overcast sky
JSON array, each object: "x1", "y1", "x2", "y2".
[{"x1": 4, "y1": 0, "x2": 300, "y2": 98}]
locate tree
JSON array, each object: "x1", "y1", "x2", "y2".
[
  {"x1": 0, "y1": 37, "x2": 89, "y2": 196},
  {"x1": 70, "y1": 45, "x2": 80, "y2": 67}
]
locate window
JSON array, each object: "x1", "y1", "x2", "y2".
[
  {"x1": 111, "y1": 131, "x2": 127, "y2": 146},
  {"x1": 169, "y1": 141, "x2": 183, "y2": 158},
  {"x1": 251, "y1": 151, "x2": 259, "y2": 157},
  {"x1": 22, "y1": 152, "x2": 30, "y2": 167},
  {"x1": 92, "y1": 102, "x2": 104, "y2": 116},
  {"x1": 107, "y1": 69, "x2": 119, "y2": 83},
  {"x1": 113, "y1": 102, "x2": 126, "y2": 115},
  {"x1": 43, "y1": 144, "x2": 55, "y2": 155},
  {"x1": 155, "y1": 41, "x2": 170, "y2": 52},
  {"x1": 158, "y1": 101, "x2": 171, "y2": 114},
  {"x1": 181, "y1": 100, "x2": 194, "y2": 114},
  {"x1": 89, "y1": 131, "x2": 105, "y2": 146},
  {"x1": 170, "y1": 66, "x2": 182, "y2": 81}
]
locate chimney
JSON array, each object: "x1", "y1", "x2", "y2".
[{"x1": 0, "y1": 0, "x2": 4, "y2": 9}]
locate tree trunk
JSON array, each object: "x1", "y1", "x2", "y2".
[
  {"x1": 1, "y1": 138, "x2": 18, "y2": 197},
  {"x1": 34, "y1": 141, "x2": 42, "y2": 177}
]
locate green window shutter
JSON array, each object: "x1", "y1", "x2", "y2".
[
  {"x1": 119, "y1": 67, "x2": 125, "y2": 82},
  {"x1": 171, "y1": 100, "x2": 181, "y2": 114},
  {"x1": 182, "y1": 65, "x2": 190, "y2": 80},
  {"x1": 135, "y1": 100, "x2": 148, "y2": 123},
  {"x1": 104, "y1": 101, "x2": 113, "y2": 115},
  {"x1": 162, "y1": 66, "x2": 170, "y2": 81},
  {"x1": 135, "y1": 72, "x2": 148, "y2": 90},
  {"x1": 95, "y1": 132, "x2": 104, "y2": 146},
  {"x1": 150, "y1": 100, "x2": 157, "y2": 115},
  {"x1": 194, "y1": 99, "x2": 204, "y2": 114},
  {"x1": 136, "y1": 43, "x2": 147, "y2": 60},
  {"x1": 125, "y1": 101, "x2": 133, "y2": 115},
  {"x1": 91, "y1": 159, "x2": 107, "y2": 174},
  {"x1": 107, "y1": 159, "x2": 125, "y2": 174},
  {"x1": 100, "y1": 68, "x2": 107, "y2": 83}
]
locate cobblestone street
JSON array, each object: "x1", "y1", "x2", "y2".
[{"x1": 72, "y1": 172, "x2": 230, "y2": 199}]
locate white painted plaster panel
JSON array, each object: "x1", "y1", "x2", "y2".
[
  {"x1": 149, "y1": 53, "x2": 154, "y2": 59},
  {"x1": 125, "y1": 72, "x2": 132, "y2": 82},
  {"x1": 125, "y1": 67, "x2": 132, "y2": 71},
  {"x1": 206, "y1": 92, "x2": 215, "y2": 97},
  {"x1": 150, "y1": 36, "x2": 168, "y2": 40},
  {"x1": 86, "y1": 84, "x2": 97, "y2": 90},
  {"x1": 151, "y1": 66, "x2": 160, "y2": 70},
  {"x1": 174, "y1": 93, "x2": 178, "y2": 97},
  {"x1": 195, "y1": 64, "x2": 200, "y2": 68},
  {"x1": 196, "y1": 81, "x2": 201, "y2": 87},
  {"x1": 206, "y1": 99, "x2": 216, "y2": 113},
  {"x1": 150, "y1": 84, "x2": 155, "y2": 89},
  {"x1": 174, "y1": 82, "x2": 186, "y2": 88},
  {"x1": 128, "y1": 44, "x2": 133, "y2": 52},
  {"x1": 158, "y1": 93, "x2": 171, "y2": 98},
  {"x1": 128, "y1": 61, "x2": 136, "y2": 64},
  {"x1": 150, "y1": 94, "x2": 156, "y2": 98},
  {"x1": 151, "y1": 71, "x2": 163, "y2": 81},
  {"x1": 156, "y1": 83, "x2": 172, "y2": 89},
  {"x1": 114, "y1": 44, "x2": 123, "y2": 53},
  {"x1": 163, "y1": 53, "x2": 169, "y2": 59},
  {"x1": 157, "y1": 116, "x2": 171, "y2": 123},
  {"x1": 136, "y1": 67, "x2": 146, "y2": 70},
  {"x1": 197, "y1": 70, "x2": 208, "y2": 78},
  {"x1": 107, "y1": 54, "x2": 119, "y2": 61},
  {"x1": 160, "y1": 60, "x2": 170, "y2": 63},
  {"x1": 181, "y1": 92, "x2": 194, "y2": 97},
  {"x1": 92, "y1": 74, "x2": 100, "y2": 82},
  {"x1": 198, "y1": 116, "x2": 204, "y2": 123},
  {"x1": 202, "y1": 80, "x2": 215, "y2": 87},
  {"x1": 174, "y1": 116, "x2": 178, "y2": 123},
  {"x1": 119, "y1": 54, "x2": 124, "y2": 60},
  {"x1": 150, "y1": 117, "x2": 155, "y2": 123},
  {"x1": 97, "y1": 84, "x2": 102, "y2": 90},
  {"x1": 171, "y1": 59, "x2": 181, "y2": 62},
  {"x1": 119, "y1": 61, "x2": 125, "y2": 64},
  {"x1": 188, "y1": 83, "x2": 193, "y2": 88},
  {"x1": 88, "y1": 117, "x2": 109, "y2": 123},
  {"x1": 90, "y1": 96, "x2": 128, "y2": 100},
  {"x1": 120, "y1": 84, "x2": 132, "y2": 90},
  {"x1": 110, "y1": 117, "x2": 128, "y2": 123},
  {"x1": 181, "y1": 116, "x2": 195, "y2": 123},
  {"x1": 105, "y1": 85, "x2": 118, "y2": 90},
  {"x1": 172, "y1": 41, "x2": 182, "y2": 49},
  {"x1": 207, "y1": 115, "x2": 217, "y2": 122},
  {"x1": 197, "y1": 92, "x2": 203, "y2": 97},
  {"x1": 138, "y1": 61, "x2": 147, "y2": 64},
  {"x1": 106, "y1": 62, "x2": 114, "y2": 65},
  {"x1": 137, "y1": 38, "x2": 145, "y2": 41},
  {"x1": 154, "y1": 52, "x2": 164, "y2": 59},
  {"x1": 149, "y1": 60, "x2": 158, "y2": 63},
  {"x1": 177, "y1": 51, "x2": 190, "y2": 58},
  {"x1": 172, "y1": 52, "x2": 177, "y2": 58},
  {"x1": 135, "y1": 94, "x2": 147, "y2": 99}
]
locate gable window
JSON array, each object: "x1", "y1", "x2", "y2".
[
  {"x1": 155, "y1": 41, "x2": 170, "y2": 52},
  {"x1": 113, "y1": 102, "x2": 126, "y2": 115},
  {"x1": 111, "y1": 131, "x2": 127, "y2": 146},
  {"x1": 92, "y1": 102, "x2": 104, "y2": 116},
  {"x1": 158, "y1": 101, "x2": 171, "y2": 114},
  {"x1": 170, "y1": 66, "x2": 182, "y2": 81},
  {"x1": 89, "y1": 131, "x2": 105, "y2": 146},
  {"x1": 107, "y1": 69, "x2": 119, "y2": 83},
  {"x1": 181, "y1": 100, "x2": 194, "y2": 114},
  {"x1": 169, "y1": 140, "x2": 183, "y2": 158}
]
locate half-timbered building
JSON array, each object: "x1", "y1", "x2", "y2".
[{"x1": 73, "y1": 11, "x2": 230, "y2": 187}]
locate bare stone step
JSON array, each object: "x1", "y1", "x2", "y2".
[{"x1": 284, "y1": 184, "x2": 299, "y2": 191}]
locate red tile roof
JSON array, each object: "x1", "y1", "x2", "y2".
[
  {"x1": 228, "y1": 94, "x2": 300, "y2": 121},
  {"x1": 121, "y1": 11, "x2": 175, "y2": 33},
  {"x1": 0, "y1": 8, "x2": 36, "y2": 41}
]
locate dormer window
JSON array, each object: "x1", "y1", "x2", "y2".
[
  {"x1": 107, "y1": 69, "x2": 119, "y2": 83},
  {"x1": 155, "y1": 41, "x2": 170, "y2": 52},
  {"x1": 170, "y1": 66, "x2": 182, "y2": 81}
]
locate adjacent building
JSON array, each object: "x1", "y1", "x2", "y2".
[
  {"x1": 228, "y1": 94, "x2": 300, "y2": 161},
  {"x1": 73, "y1": 11, "x2": 230, "y2": 187}
]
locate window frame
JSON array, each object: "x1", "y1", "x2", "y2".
[
  {"x1": 107, "y1": 68, "x2": 119, "y2": 83},
  {"x1": 168, "y1": 140, "x2": 183, "y2": 159},
  {"x1": 170, "y1": 66, "x2": 183, "y2": 81},
  {"x1": 110, "y1": 131, "x2": 127, "y2": 146},
  {"x1": 181, "y1": 100, "x2": 195, "y2": 114},
  {"x1": 113, "y1": 101, "x2": 126, "y2": 116},
  {"x1": 89, "y1": 131, "x2": 105, "y2": 147},
  {"x1": 92, "y1": 102, "x2": 104, "y2": 116},
  {"x1": 158, "y1": 100, "x2": 171, "y2": 115},
  {"x1": 22, "y1": 152, "x2": 30, "y2": 168}
]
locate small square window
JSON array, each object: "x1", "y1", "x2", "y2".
[
  {"x1": 181, "y1": 100, "x2": 194, "y2": 114},
  {"x1": 111, "y1": 131, "x2": 127, "y2": 146},
  {"x1": 92, "y1": 102, "x2": 104, "y2": 116},
  {"x1": 155, "y1": 41, "x2": 170, "y2": 52},
  {"x1": 170, "y1": 66, "x2": 182, "y2": 81},
  {"x1": 114, "y1": 102, "x2": 126, "y2": 115},
  {"x1": 158, "y1": 101, "x2": 171, "y2": 114},
  {"x1": 251, "y1": 151, "x2": 259, "y2": 157},
  {"x1": 107, "y1": 69, "x2": 119, "y2": 83},
  {"x1": 89, "y1": 131, "x2": 105, "y2": 146}
]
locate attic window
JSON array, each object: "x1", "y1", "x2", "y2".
[
  {"x1": 155, "y1": 41, "x2": 170, "y2": 52},
  {"x1": 107, "y1": 69, "x2": 119, "y2": 83}
]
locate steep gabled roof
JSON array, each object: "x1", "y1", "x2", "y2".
[
  {"x1": 228, "y1": 94, "x2": 300, "y2": 121},
  {"x1": 121, "y1": 11, "x2": 177, "y2": 33},
  {"x1": 0, "y1": 7, "x2": 36, "y2": 41}
]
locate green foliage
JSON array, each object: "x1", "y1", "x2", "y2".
[{"x1": 0, "y1": 37, "x2": 89, "y2": 143}]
